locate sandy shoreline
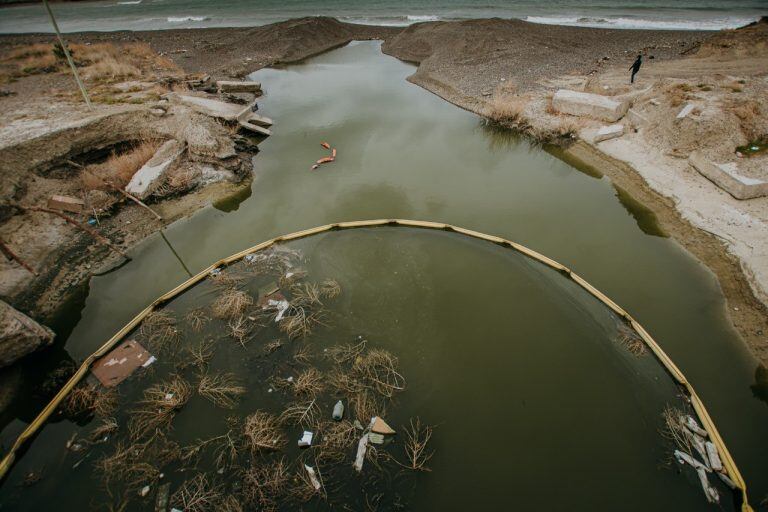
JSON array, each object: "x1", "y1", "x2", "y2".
[{"x1": 0, "y1": 17, "x2": 766, "y2": 364}]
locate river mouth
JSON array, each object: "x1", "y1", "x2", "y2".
[{"x1": 0, "y1": 40, "x2": 766, "y2": 509}]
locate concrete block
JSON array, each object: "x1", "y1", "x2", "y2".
[
  {"x1": 626, "y1": 108, "x2": 649, "y2": 129},
  {"x1": 677, "y1": 103, "x2": 695, "y2": 119},
  {"x1": 689, "y1": 151, "x2": 768, "y2": 200},
  {"x1": 125, "y1": 140, "x2": 183, "y2": 199},
  {"x1": 47, "y1": 194, "x2": 84, "y2": 213},
  {"x1": 594, "y1": 124, "x2": 624, "y2": 143},
  {"x1": 216, "y1": 80, "x2": 261, "y2": 94},
  {"x1": 552, "y1": 89, "x2": 629, "y2": 122}
]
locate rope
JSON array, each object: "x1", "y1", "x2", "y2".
[{"x1": 0, "y1": 219, "x2": 752, "y2": 510}]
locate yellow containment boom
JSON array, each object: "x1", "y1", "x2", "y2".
[{"x1": 0, "y1": 219, "x2": 753, "y2": 511}]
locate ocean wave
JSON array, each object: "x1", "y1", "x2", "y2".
[
  {"x1": 167, "y1": 16, "x2": 211, "y2": 23},
  {"x1": 340, "y1": 14, "x2": 445, "y2": 27},
  {"x1": 117, "y1": 0, "x2": 142, "y2": 4},
  {"x1": 524, "y1": 15, "x2": 759, "y2": 31}
]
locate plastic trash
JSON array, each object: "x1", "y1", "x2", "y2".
[
  {"x1": 332, "y1": 400, "x2": 344, "y2": 421},
  {"x1": 304, "y1": 464, "x2": 322, "y2": 490},
  {"x1": 298, "y1": 431, "x2": 313, "y2": 448},
  {"x1": 87, "y1": 217, "x2": 98, "y2": 226},
  {"x1": 368, "y1": 432, "x2": 384, "y2": 445}
]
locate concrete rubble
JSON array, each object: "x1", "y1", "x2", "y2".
[
  {"x1": 125, "y1": 140, "x2": 184, "y2": 199},
  {"x1": 0, "y1": 300, "x2": 54, "y2": 367},
  {"x1": 689, "y1": 151, "x2": 768, "y2": 200},
  {"x1": 552, "y1": 89, "x2": 629, "y2": 122},
  {"x1": 169, "y1": 93, "x2": 273, "y2": 136},
  {"x1": 216, "y1": 80, "x2": 262, "y2": 94},
  {"x1": 593, "y1": 124, "x2": 624, "y2": 143}
]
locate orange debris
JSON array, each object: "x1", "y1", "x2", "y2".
[
  {"x1": 331, "y1": 148, "x2": 337, "y2": 158},
  {"x1": 320, "y1": 142, "x2": 331, "y2": 149},
  {"x1": 316, "y1": 157, "x2": 335, "y2": 164}
]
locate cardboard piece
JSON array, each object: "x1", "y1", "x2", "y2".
[{"x1": 91, "y1": 339, "x2": 151, "y2": 387}]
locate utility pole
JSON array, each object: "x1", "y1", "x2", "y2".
[{"x1": 42, "y1": 0, "x2": 92, "y2": 109}]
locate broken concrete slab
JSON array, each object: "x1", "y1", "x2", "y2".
[
  {"x1": 689, "y1": 151, "x2": 768, "y2": 200},
  {"x1": 47, "y1": 195, "x2": 84, "y2": 213},
  {"x1": 0, "y1": 300, "x2": 54, "y2": 368},
  {"x1": 171, "y1": 93, "x2": 272, "y2": 136},
  {"x1": 216, "y1": 80, "x2": 261, "y2": 94},
  {"x1": 91, "y1": 339, "x2": 152, "y2": 387},
  {"x1": 552, "y1": 89, "x2": 629, "y2": 122},
  {"x1": 677, "y1": 103, "x2": 695, "y2": 120},
  {"x1": 626, "y1": 108, "x2": 649, "y2": 129},
  {"x1": 125, "y1": 139, "x2": 184, "y2": 199},
  {"x1": 594, "y1": 124, "x2": 624, "y2": 143}
]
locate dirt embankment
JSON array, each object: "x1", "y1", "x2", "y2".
[
  {"x1": 0, "y1": 17, "x2": 401, "y2": 79},
  {"x1": 383, "y1": 18, "x2": 768, "y2": 364}
]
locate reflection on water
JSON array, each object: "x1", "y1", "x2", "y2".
[
  {"x1": 1, "y1": 40, "x2": 766, "y2": 509},
  {"x1": 212, "y1": 180, "x2": 254, "y2": 212}
]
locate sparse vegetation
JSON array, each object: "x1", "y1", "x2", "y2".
[
  {"x1": 198, "y1": 372, "x2": 246, "y2": 408},
  {"x1": 212, "y1": 289, "x2": 253, "y2": 319},
  {"x1": 243, "y1": 411, "x2": 286, "y2": 453},
  {"x1": 129, "y1": 375, "x2": 191, "y2": 439},
  {"x1": 81, "y1": 140, "x2": 160, "y2": 190}
]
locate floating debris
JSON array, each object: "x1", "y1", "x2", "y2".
[{"x1": 332, "y1": 400, "x2": 344, "y2": 421}]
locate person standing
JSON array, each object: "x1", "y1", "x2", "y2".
[{"x1": 629, "y1": 55, "x2": 642, "y2": 84}]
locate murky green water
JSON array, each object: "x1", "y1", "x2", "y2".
[{"x1": 1, "y1": 41, "x2": 766, "y2": 510}]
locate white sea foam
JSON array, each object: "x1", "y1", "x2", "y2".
[
  {"x1": 117, "y1": 0, "x2": 142, "y2": 4},
  {"x1": 167, "y1": 16, "x2": 211, "y2": 23},
  {"x1": 524, "y1": 15, "x2": 759, "y2": 31}
]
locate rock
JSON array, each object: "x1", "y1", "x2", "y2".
[
  {"x1": 0, "y1": 300, "x2": 54, "y2": 368},
  {"x1": 125, "y1": 140, "x2": 184, "y2": 199},
  {"x1": 593, "y1": 124, "x2": 624, "y2": 143},
  {"x1": 216, "y1": 80, "x2": 261, "y2": 94},
  {"x1": 150, "y1": 108, "x2": 166, "y2": 117},
  {"x1": 689, "y1": 151, "x2": 768, "y2": 200},
  {"x1": 552, "y1": 89, "x2": 629, "y2": 122},
  {"x1": 676, "y1": 103, "x2": 695, "y2": 120}
]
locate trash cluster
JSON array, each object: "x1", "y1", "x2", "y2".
[
  {"x1": 661, "y1": 405, "x2": 734, "y2": 504},
  {"x1": 49, "y1": 245, "x2": 435, "y2": 511},
  {"x1": 311, "y1": 141, "x2": 338, "y2": 170}
]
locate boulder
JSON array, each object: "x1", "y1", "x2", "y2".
[
  {"x1": 593, "y1": 124, "x2": 625, "y2": 143},
  {"x1": 552, "y1": 89, "x2": 629, "y2": 122},
  {"x1": 0, "y1": 300, "x2": 54, "y2": 368},
  {"x1": 689, "y1": 152, "x2": 768, "y2": 200}
]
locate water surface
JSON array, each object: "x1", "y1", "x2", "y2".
[{"x1": 1, "y1": 41, "x2": 766, "y2": 510}]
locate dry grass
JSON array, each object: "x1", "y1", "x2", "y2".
[
  {"x1": 318, "y1": 279, "x2": 341, "y2": 299},
  {"x1": 171, "y1": 473, "x2": 223, "y2": 512},
  {"x1": 212, "y1": 289, "x2": 253, "y2": 319},
  {"x1": 198, "y1": 372, "x2": 246, "y2": 409},
  {"x1": 397, "y1": 418, "x2": 435, "y2": 471},
  {"x1": 82, "y1": 140, "x2": 160, "y2": 191},
  {"x1": 129, "y1": 375, "x2": 191, "y2": 439},
  {"x1": 291, "y1": 465, "x2": 325, "y2": 502},
  {"x1": 352, "y1": 349, "x2": 406, "y2": 398},
  {"x1": 61, "y1": 383, "x2": 117, "y2": 417},
  {"x1": 351, "y1": 390, "x2": 385, "y2": 424},
  {"x1": 731, "y1": 100, "x2": 765, "y2": 142},
  {"x1": 290, "y1": 282, "x2": 323, "y2": 306},
  {"x1": 292, "y1": 343, "x2": 312, "y2": 365},
  {"x1": 243, "y1": 411, "x2": 286, "y2": 453},
  {"x1": 328, "y1": 367, "x2": 365, "y2": 396},
  {"x1": 242, "y1": 459, "x2": 290, "y2": 510},
  {"x1": 96, "y1": 438, "x2": 166, "y2": 490},
  {"x1": 316, "y1": 420, "x2": 357, "y2": 463},
  {"x1": 263, "y1": 338, "x2": 284, "y2": 354},
  {"x1": 326, "y1": 339, "x2": 367, "y2": 364},
  {"x1": 228, "y1": 315, "x2": 257, "y2": 347},
  {"x1": 139, "y1": 310, "x2": 181, "y2": 352},
  {"x1": 616, "y1": 322, "x2": 646, "y2": 356},
  {"x1": 186, "y1": 338, "x2": 215, "y2": 370},
  {"x1": 484, "y1": 94, "x2": 529, "y2": 124},
  {"x1": 660, "y1": 405, "x2": 694, "y2": 455},
  {"x1": 293, "y1": 367, "x2": 325, "y2": 397},
  {"x1": 90, "y1": 417, "x2": 119, "y2": 442},
  {"x1": 185, "y1": 308, "x2": 210, "y2": 332},
  {"x1": 279, "y1": 399, "x2": 320, "y2": 427}
]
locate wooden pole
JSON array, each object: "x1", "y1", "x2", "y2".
[{"x1": 42, "y1": 0, "x2": 92, "y2": 109}]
